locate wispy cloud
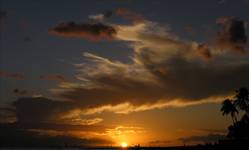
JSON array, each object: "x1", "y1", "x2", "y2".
[
  {"x1": 39, "y1": 74, "x2": 67, "y2": 82},
  {"x1": 88, "y1": 8, "x2": 145, "y2": 24}
]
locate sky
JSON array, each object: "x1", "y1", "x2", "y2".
[{"x1": 0, "y1": 0, "x2": 249, "y2": 147}]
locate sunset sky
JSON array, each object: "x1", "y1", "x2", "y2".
[{"x1": 0, "y1": 0, "x2": 249, "y2": 147}]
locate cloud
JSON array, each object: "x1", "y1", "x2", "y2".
[
  {"x1": 13, "y1": 97, "x2": 76, "y2": 123},
  {"x1": 12, "y1": 97, "x2": 106, "y2": 128},
  {"x1": 13, "y1": 88, "x2": 41, "y2": 97},
  {"x1": 0, "y1": 10, "x2": 7, "y2": 19},
  {"x1": 5, "y1": 121, "x2": 107, "y2": 133},
  {"x1": 148, "y1": 140, "x2": 172, "y2": 145},
  {"x1": 49, "y1": 19, "x2": 249, "y2": 115},
  {"x1": 195, "y1": 43, "x2": 212, "y2": 59},
  {"x1": 215, "y1": 17, "x2": 248, "y2": 53},
  {"x1": 218, "y1": 0, "x2": 226, "y2": 4},
  {"x1": 0, "y1": 123, "x2": 114, "y2": 147},
  {"x1": 115, "y1": 8, "x2": 145, "y2": 23},
  {"x1": 49, "y1": 22, "x2": 116, "y2": 41},
  {"x1": 60, "y1": 115, "x2": 103, "y2": 125},
  {"x1": 0, "y1": 107, "x2": 16, "y2": 123},
  {"x1": 197, "y1": 129, "x2": 227, "y2": 134},
  {"x1": 88, "y1": 14, "x2": 106, "y2": 22},
  {"x1": 0, "y1": 71, "x2": 24, "y2": 80},
  {"x1": 0, "y1": 10, "x2": 7, "y2": 26},
  {"x1": 88, "y1": 11, "x2": 113, "y2": 22},
  {"x1": 48, "y1": 14, "x2": 249, "y2": 115},
  {"x1": 13, "y1": 88, "x2": 28, "y2": 95},
  {"x1": 24, "y1": 36, "x2": 32, "y2": 42},
  {"x1": 178, "y1": 134, "x2": 225, "y2": 144},
  {"x1": 40, "y1": 74, "x2": 67, "y2": 82},
  {"x1": 105, "y1": 126, "x2": 145, "y2": 140},
  {"x1": 80, "y1": 97, "x2": 225, "y2": 115},
  {"x1": 1, "y1": 97, "x2": 113, "y2": 146},
  {"x1": 88, "y1": 8, "x2": 144, "y2": 24}
]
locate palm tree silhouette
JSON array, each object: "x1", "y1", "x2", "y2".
[
  {"x1": 221, "y1": 99, "x2": 238, "y2": 124},
  {"x1": 220, "y1": 88, "x2": 249, "y2": 140},
  {"x1": 234, "y1": 87, "x2": 249, "y2": 115}
]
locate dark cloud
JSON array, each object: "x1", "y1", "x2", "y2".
[
  {"x1": 40, "y1": 74, "x2": 67, "y2": 82},
  {"x1": 198, "y1": 129, "x2": 227, "y2": 134},
  {"x1": 0, "y1": 71, "x2": 24, "y2": 80},
  {"x1": 0, "y1": 10, "x2": 7, "y2": 20},
  {"x1": 103, "y1": 11, "x2": 113, "y2": 18},
  {"x1": 5, "y1": 122, "x2": 107, "y2": 132},
  {"x1": 0, "y1": 107, "x2": 16, "y2": 123},
  {"x1": 195, "y1": 43, "x2": 212, "y2": 59},
  {"x1": 216, "y1": 17, "x2": 248, "y2": 53},
  {"x1": 0, "y1": 10, "x2": 7, "y2": 24},
  {"x1": 24, "y1": 36, "x2": 32, "y2": 42},
  {"x1": 148, "y1": 140, "x2": 172, "y2": 145},
  {"x1": 13, "y1": 97, "x2": 75, "y2": 123},
  {"x1": 49, "y1": 22, "x2": 116, "y2": 41},
  {"x1": 179, "y1": 134, "x2": 225, "y2": 144},
  {"x1": 0, "y1": 123, "x2": 113, "y2": 147},
  {"x1": 13, "y1": 88, "x2": 40, "y2": 97},
  {"x1": 145, "y1": 55, "x2": 249, "y2": 100},
  {"x1": 57, "y1": 52, "x2": 249, "y2": 111},
  {"x1": 57, "y1": 77, "x2": 162, "y2": 107},
  {"x1": 13, "y1": 88, "x2": 28, "y2": 96},
  {"x1": 0, "y1": 97, "x2": 113, "y2": 147},
  {"x1": 12, "y1": 97, "x2": 105, "y2": 126}
]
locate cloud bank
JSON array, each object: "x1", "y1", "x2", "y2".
[{"x1": 49, "y1": 17, "x2": 249, "y2": 115}]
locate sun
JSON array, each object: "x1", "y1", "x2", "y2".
[{"x1": 121, "y1": 142, "x2": 128, "y2": 148}]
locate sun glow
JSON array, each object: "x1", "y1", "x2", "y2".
[{"x1": 121, "y1": 142, "x2": 128, "y2": 148}]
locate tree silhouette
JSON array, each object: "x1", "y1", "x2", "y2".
[
  {"x1": 221, "y1": 87, "x2": 249, "y2": 139},
  {"x1": 234, "y1": 87, "x2": 249, "y2": 114},
  {"x1": 221, "y1": 99, "x2": 238, "y2": 124}
]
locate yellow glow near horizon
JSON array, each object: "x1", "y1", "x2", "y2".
[{"x1": 121, "y1": 142, "x2": 128, "y2": 148}]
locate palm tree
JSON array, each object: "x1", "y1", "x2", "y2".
[
  {"x1": 234, "y1": 87, "x2": 249, "y2": 115},
  {"x1": 221, "y1": 99, "x2": 238, "y2": 124}
]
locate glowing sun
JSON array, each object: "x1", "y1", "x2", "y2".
[{"x1": 121, "y1": 142, "x2": 128, "y2": 148}]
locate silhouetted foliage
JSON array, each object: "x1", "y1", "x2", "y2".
[
  {"x1": 221, "y1": 87, "x2": 249, "y2": 139},
  {"x1": 221, "y1": 99, "x2": 238, "y2": 124},
  {"x1": 234, "y1": 87, "x2": 249, "y2": 113}
]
